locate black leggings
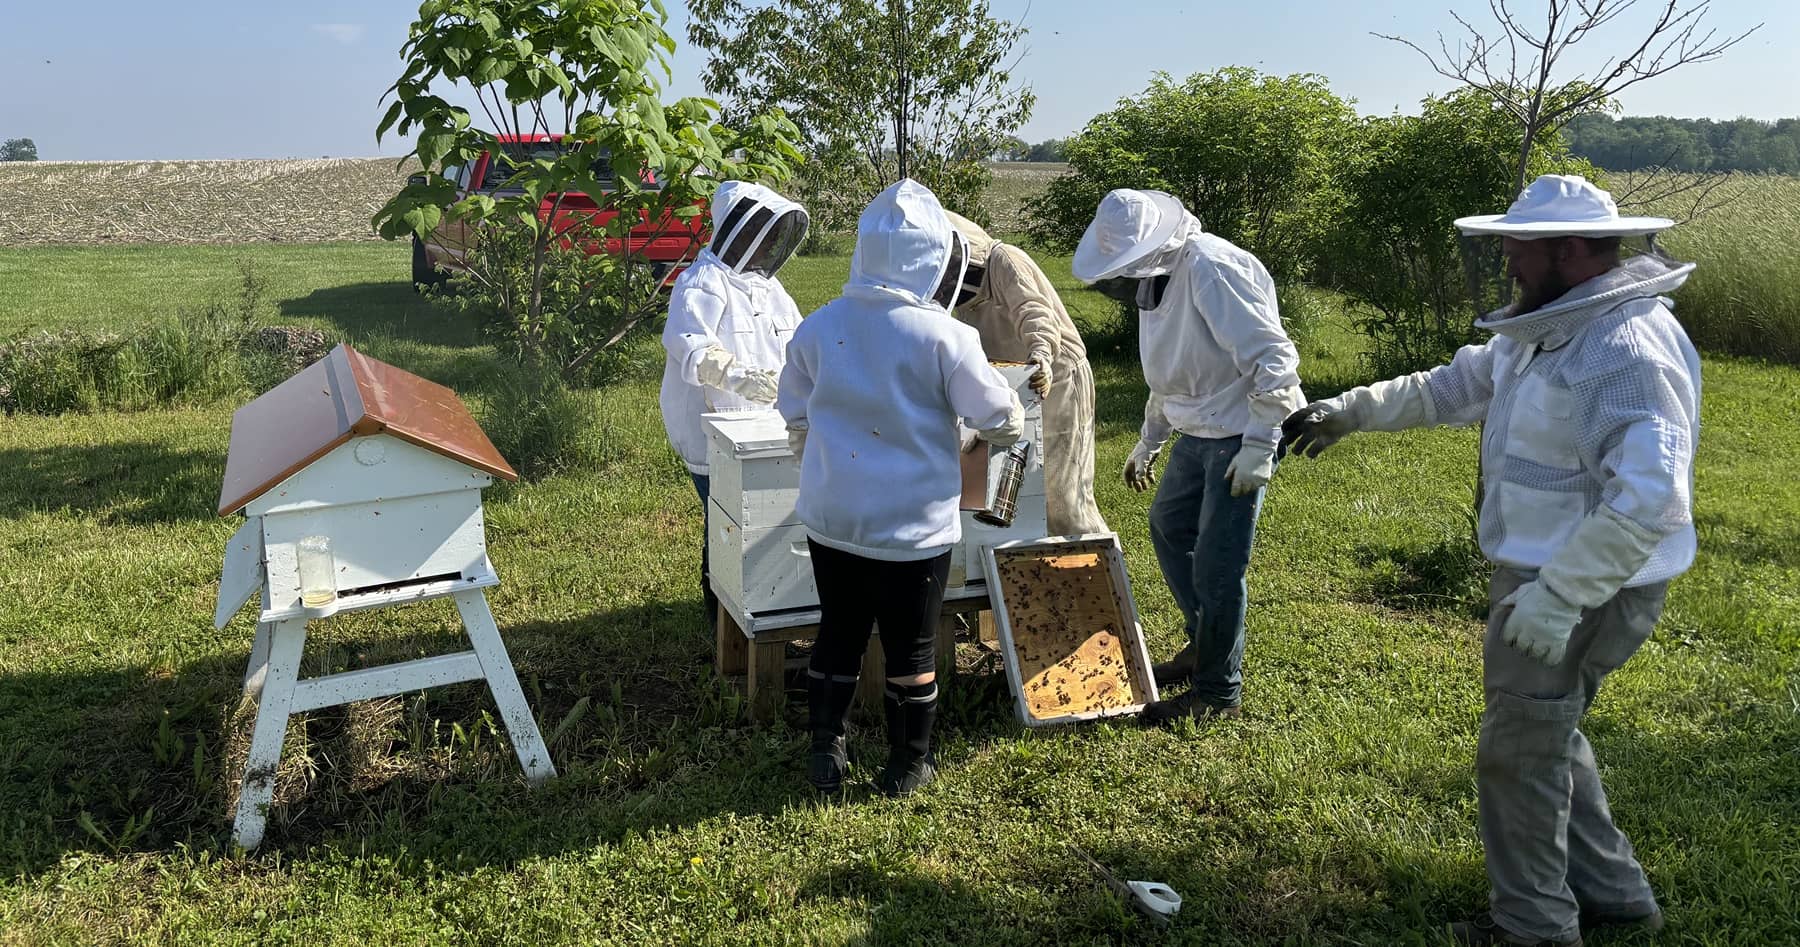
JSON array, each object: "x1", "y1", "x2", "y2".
[{"x1": 807, "y1": 540, "x2": 951, "y2": 680}]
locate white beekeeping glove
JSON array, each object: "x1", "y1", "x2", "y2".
[
  {"x1": 1227, "y1": 384, "x2": 1306, "y2": 496},
  {"x1": 977, "y1": 392, "x2": 1025, "y2": 447},
  {"x1": 1500, "y1": 505, "x2": 1664, "y2": 666},
  {"x1": 1225, "y1": 441, "x2": 1276, "y2": 497},
  {"x1": 786, "y1": 423, "x2": 808, "y2": 462},
  {"x1": 1028, "y1": 351, "x2": 1053, "y2": 399},
  {"x1": 696, "y1": 346, "x2": 780, "y2": 404},
  {"x1": 1123, "y1": 440, "x2": 1160, "y2": 493}
]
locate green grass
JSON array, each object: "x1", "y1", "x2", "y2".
[{"x1": 0, "y1": 241, "x2": 1796, "y2": 945}]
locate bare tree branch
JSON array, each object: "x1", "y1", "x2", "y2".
[{"x1": 1378, "y1": 0, "x2": 1761, "y2": 193}]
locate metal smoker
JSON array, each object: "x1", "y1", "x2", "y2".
[{"x1": 975, "y1": 439, "x2": 1033, "y2": 527}]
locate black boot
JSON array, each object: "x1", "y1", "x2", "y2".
[
  {"x1": 806, "y1": 670, "x2": 858, "y2": 794},
  {"x1": 1151, "y1": 640, "x2": 1197, "y2": 690},
  {"x1": 874, "y1": 681, "x2": 938, "y2": 797}
]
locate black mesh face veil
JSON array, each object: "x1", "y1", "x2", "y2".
[
  {"x1": 932, "y1": 232, "x2": 969, "y2": 310},
  {"x1": 955, "y1": 261, "x2": 986, "y2": 308},
  {"x1": 1135, "y1": 273, "x2": 1172, "y2": 310},
  {"x1": 743, "y1": 209, "x2": 807, "y2": 276},
  {"x1": 715, "y1": 204, "x2": 771, "y2": 268},
  {"x1": 713, "y1": 198, "x2": 808, "y2": 276},
  {"x1": 711, "y1": 198, "x2": 754, "y2": 257}
]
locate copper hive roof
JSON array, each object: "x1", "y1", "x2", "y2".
[{"x1": 217, "y1": 344, "x2": 518, "y2": 516}]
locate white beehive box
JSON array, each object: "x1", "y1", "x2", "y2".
[
  {"x1": 212, "y1": 344, "x2": 553, "y2": 850},
  {"x1": 702, "y1": 410, "x2": 817, "y2": 622},
  {"x1": 702, "y1": 364, "x2": 1046, "y2": 629},
  {"x1": 702, "y1": 411, "x2": 816, "y2": 621}
]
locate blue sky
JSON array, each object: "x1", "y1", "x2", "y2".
[{"x1": 0, "y1": 0, "x2": 1792, "y2": 160}]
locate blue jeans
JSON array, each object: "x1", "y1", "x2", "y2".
[{"x1": 1147, "y1": 435, "x2": 1268, "y2": 706}]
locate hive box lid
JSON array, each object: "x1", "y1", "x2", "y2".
[
  {"x1": 701, "y1": 410, "x2": 792, "y2": 457},
  {"x1": 217, "y1": 344, "x2": 518, "y2": 516}
]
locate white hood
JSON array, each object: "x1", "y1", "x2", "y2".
[
  {"x1": 658, "y1": 183, "x2": 806, "y2": 473},
  {"x1": 1072, "y1": 188, "x2": 1194, "y2": 282},
  {"x1": 845, "y1": 179, "x2": 965, "y2": 310},
  {"x1": 776, "y1": 179, "x2": 1020, "y2": 560}
]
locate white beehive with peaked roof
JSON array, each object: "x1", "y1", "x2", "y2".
[{"x1": 213, "y1": 344, "x2": 552, "y2": 849}]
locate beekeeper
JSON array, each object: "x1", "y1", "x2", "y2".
[
  {"x1": 659, "y1": 181, "x2": 809, "y2": 619},
  {"x1": 1284, "y1": 175, "x2": 1696, "y2": 946},
  {"x1": 941, "y1": 211, "x2": 1107, "y2": 536},
  {"x1": 778, "y1": 179, "x2": 1023, "y2": 798},
  {"x1": 1071, "y1": 189, "x2": 1305, "y2": 726}
]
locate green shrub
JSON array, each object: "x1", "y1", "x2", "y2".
[
  {"x1": 430, "y1": 219, "x2": 675, "y2": 385},
  {"x1": 1316, "y1": 91, "x2": 1599, "y2": 377},
  {"x1": 476, "y1": 360, "x2": 619, "y2": 480},
  {"x1": 1024, "y1": 68, "x2": 1357, "y2": 282}
]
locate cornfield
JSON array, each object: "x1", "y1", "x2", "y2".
[{"x1": 0, "y1": 158, "x2": 414, "y2": 246}]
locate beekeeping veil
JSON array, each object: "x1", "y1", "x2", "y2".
[
  {"x1": 940, "y1": 210, "x2": 995, "y2": 307},
  {"x1": 1071, "y1": 189, "x2": 1192, "y2": 283},
  {"x1": 710, "y1": 181, "x2": 810, "y2": 278},
  {"x1": 1455, "y1": 174, "x2": 1676, "y2": 319}
]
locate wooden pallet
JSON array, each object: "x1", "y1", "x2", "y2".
[{"x1": 714, "y1": 595, "x2": 987, "y2": 723}]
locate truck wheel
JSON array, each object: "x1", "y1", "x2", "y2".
[{"x1": 412, "y1": 237, "x2": 447, "y2": 290}]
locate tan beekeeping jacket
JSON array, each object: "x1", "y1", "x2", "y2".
[{"x1": 945, "y1": 213, "x2": 1107, "y2": 536}]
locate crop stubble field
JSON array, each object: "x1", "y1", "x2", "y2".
[{"x1": 0, "y1": 158, "x2": 415, "y2": 246}]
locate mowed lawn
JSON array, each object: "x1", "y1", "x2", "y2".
[{"x1": 0, "y1": 241, "x2": 1796, "y2": 945}]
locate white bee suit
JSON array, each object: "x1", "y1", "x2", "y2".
[
  {"x1": 777, "y1": 181, "x2": 1023, "y2": 560},
  {"x1": 943, "y1": 211, "x2": 1107, "y2": 536},
  {"x1": 659, "y1": 181, "x2": 809, "y2": 474}
]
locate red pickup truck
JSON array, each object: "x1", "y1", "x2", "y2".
[{"x1": 411, "y1": 134, "x2": 707, "y2": 287}]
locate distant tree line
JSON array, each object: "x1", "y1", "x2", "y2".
[
  {"x1": 1, "y1": 138, "x2": 37, "y2": 161},
  {"x1": 1564, "y1": 114, "x2": 1800, "y2": 173},
  {"x1": 994, "y1": 137, "x2": 1067, "y2": 162}
]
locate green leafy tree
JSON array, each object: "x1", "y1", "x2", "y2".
[
  {"x1": 1024, "y1": 68, "x2": 1357, "y2": 281},
  {"x1": 1318, "y1": 90, "x2": 1598, "y2": 376},
  {"x1": 687, "y1": 0, "x2": 1034, "y2": 230},
  {"x1": 0, "y1": 138, "x2": 38, "y2": 161},
  {"x1": 374, "y1": 0, "x2": 801, "y2": 380}
]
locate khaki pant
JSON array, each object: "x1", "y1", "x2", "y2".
[
  {"x1": 1042, "y1": 357, "x2": 1107, "y2": 536},
  {"x1": 1479, "y1": 566, "x2": 1667, "y2": 941}
]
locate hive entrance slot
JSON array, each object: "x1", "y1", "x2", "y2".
[{"x1": 339, "y1": 571, "x2": 468, "y2": 599}]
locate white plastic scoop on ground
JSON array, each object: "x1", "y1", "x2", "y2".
[{"x1": 1069, "y1": 844, "x2": 1183, "y2": 923}]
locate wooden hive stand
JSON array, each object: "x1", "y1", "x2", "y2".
[{"x1": 713, "y1": 594, "x2": 991, "y2": 723}]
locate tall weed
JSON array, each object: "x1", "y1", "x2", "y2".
[
  {"x1": 0, "y1": 261, "x2": 282, "y2": 414},
  {"x1": 1630, "y1": 173, "x2": 1800, "y2": 363},
  {"x1": 477, "y1": 359, "x2": 619, "y2": 480}
]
